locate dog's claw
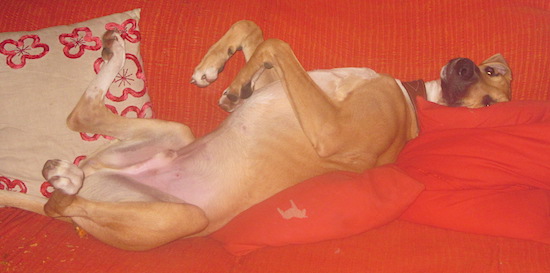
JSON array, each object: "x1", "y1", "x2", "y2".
[
  {"x1": 226, "y1": 93, "x2": 239, "y2": 102},
  {"x1": 191, "y1": 67, "x2": 220, "y2": 87}
]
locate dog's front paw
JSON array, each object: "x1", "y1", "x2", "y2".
[
  {"x1": 191, "y1": 66, "x2": 221, "y2": 87},
  {"x1": 191, "y1": 44, "x2": 237, "y2": 87},
  {"x1": 218, "y1": 88, "x2": 240, "y2": 112},
  {"x1": 42, "y1": 160, "x2": 84, "y2": 195},
  {"x1": 218, "y1": 81, "x2": 254, "y2": 112}
]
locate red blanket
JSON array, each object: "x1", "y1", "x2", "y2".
[
  {"x1": 213, "y1": 98, "x2": 550, "y2": 254},
  {"x1": 399, "y1": 98, "x2": 550, "y2": 244}
]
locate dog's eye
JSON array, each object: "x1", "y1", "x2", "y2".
[
  {"x1": 485, "y1": 66, "x2": 500, "y2": 77},
  {"x1": 482, "y1": 95, "x2": 495, "y2": 107}
]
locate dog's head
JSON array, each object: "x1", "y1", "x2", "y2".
[{"x1": 440, "y1": 54, "x2": 512, "y2": 108}]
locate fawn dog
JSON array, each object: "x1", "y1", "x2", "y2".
[{"x1": 0, "y1": 20, "x2": 511, "y2": 250}]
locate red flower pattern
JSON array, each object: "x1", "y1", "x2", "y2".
[
  {"x1": 93, "y1": 53, "x2": 147, "y2": 101},
  {"x1": 59, "y1": 27, "x2": 101, "y2": 59},
  {"x1": 80, "y1": 53, "x2": 149, "y2": 141},
  {"x1": 2, "y1": 21, "x2": 152, "y2": 196},
  {"x1": 40, "y1": 181, "x2": 54, "y2": 198},
  {"x1": 0, "y1": 35, "x2": 49, "y2": 69},
  {"x1": 105, "y1": 19, "x2": 141, "y2": 43},
  {"x1": 106, "y1": 101, "x2": 154, "y2": 118},
  {"x1": 0, "y1": 176, "x2": 28, "y2": 193}
]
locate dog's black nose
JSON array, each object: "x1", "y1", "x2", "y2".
[
  {"x1": 441, "y1": 57, "x2": 481, "y2": 106},
  {"x1": 454, "y1": 58, "x2": 476, "y2": 79}
]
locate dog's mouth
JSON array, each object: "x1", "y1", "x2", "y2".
[{"x1": 440, "y1": 58, "x2": 480, "y2": 107}]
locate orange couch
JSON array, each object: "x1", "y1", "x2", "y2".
[{"x1": 1, "y1": 0, "x2": 549, "y2": 272}]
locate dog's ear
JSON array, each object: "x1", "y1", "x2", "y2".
[
  {"x1": 481, "y1": 53, "x2": 512, "y2": 80},
  {"x1": 482, "y1": 53, "x2": 509, "y2": 66}
]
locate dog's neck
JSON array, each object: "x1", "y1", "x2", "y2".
[
  {"x1": 401, "y1": 80, "x2": 427, "y2": 102},
  {"x1": 394, "y1": 79, "x2": 424, "y2": 138},
  {"x1": 399, "y1": 79, "x2": 443, "y2": 105},
  {"x1": 397, "y1": 79, "x2": 443, "y2": 137},
  {"x1": 424, "y1": 79, "x2": 442, "y2": 104}
]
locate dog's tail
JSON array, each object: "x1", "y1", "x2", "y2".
[{"x1": 0, "y1": 190, "x2": 48, "y2": 216}]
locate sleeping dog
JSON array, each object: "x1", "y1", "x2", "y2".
[{"x1": 0, "y1": 20, "x2": 511, "y2": 250}]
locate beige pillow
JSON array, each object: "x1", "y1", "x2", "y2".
[{"x1": 0, "y1": 9, "x2": 153, "y2": 197}]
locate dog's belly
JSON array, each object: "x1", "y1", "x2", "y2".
[
  {"x1": 124, "y1": 157, "x2": 218, "y2": 208},
  {"x1": 121, "y1": 107, "x2": 324, "y2": 221},
  {"x1": 96, "y1": 67, "x2": 383, "y2": 226}
]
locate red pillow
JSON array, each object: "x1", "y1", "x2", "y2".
[
  {"x1": 416, "y1": 97, "x2": 550, "y2": 132},
  {"x1": 398, "y1": 98, "x2": 550, "y2": 244},
  {"x1": 210, "y1": 165, "x2": 424, "y2": 255}
]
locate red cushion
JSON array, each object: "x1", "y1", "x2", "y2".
[
  {"x1": 211, "y1": 165, "x2": 424, "y2": 255},
  {"x1": 398, "y1": 98, "x2": 550, "y2": 243},
  {"x1": 416, "y1": 97, "x2": 550, "y2": 133}
]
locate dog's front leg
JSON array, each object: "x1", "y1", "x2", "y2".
[
  {"x1": 192, "y1": 20, "x2": 277, "y2": 90},
  {"x1": 221, "y1": 39, "x2": 361, "y2": 161}
]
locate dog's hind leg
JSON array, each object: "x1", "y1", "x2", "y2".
[
  {"x1": 42, "y1": 159, "x2": 208, "y2": 251},
  {"x1": 67, "y1": 31, "x2": 195, "y2": 174},
  {"x1": 45, "y1": 189, "x2": 208, "y2": 251},
  {"x1": 30, "y1": 32, "x2": 209, "y2": 250},
  {"x1": 192, "y1": 20, "x2": 277, "y2": 90},
  {"x1": 0, "y1": 190, "x2": 48, "y2": 216}
]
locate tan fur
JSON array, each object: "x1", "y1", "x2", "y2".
[
  {"x1": 461, "y1": 54, "x2": 512, "y2": 107},
  {"x1": 0, "y1": 21, "x2": 511, "y2": 250}
]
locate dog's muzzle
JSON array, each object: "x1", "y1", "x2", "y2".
[{"x1": 440, "y1": 58, "x2": 480, "y2": 106}]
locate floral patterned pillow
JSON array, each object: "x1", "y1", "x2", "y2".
[{"x1": 0, "y1": 9, "x2": 153, "y2": 198}]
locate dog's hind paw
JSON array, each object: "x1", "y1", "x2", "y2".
[
  {"x1": 42, "y1": 160, "x2": 84, "y2": 195},
  {"x1": 101, "y1": 30, "x2": 126, "y2": 68}
]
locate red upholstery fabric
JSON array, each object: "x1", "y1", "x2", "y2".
[
  {"x1": 399, "y1": 99, "x2": 550, "y2": 243},
  {"x1": 1, "y1": 0, "x2": 549, "y2": 272},
  {"x1": 417, "y1": 98, "x2": 550, "y2": 133}
]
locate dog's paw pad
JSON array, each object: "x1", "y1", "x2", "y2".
[
  {"x1": 192, "y1": 46, "x2": 231, "y2": 88},
  {"x1": 42, "y1": 159, "x2": 84, "y2": 195},
  {"x1": 217, "y1": 88, "x2": 240, "y2": 112},
  {"x1": 191, "y1": 66, "x2": 221, "y2": 87},
  {"x1": 217, "y1": 81, "x2": 255, "y2": 112},
  {"x1": 49, "y1": 176, "x2": 81, "y2": 195},
  {"x1": 101, "y1": 31, "x2": 116, "y2": 61},
  {"x1": 101, "y1": 31, "x2": 125, "y2": 67}
]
